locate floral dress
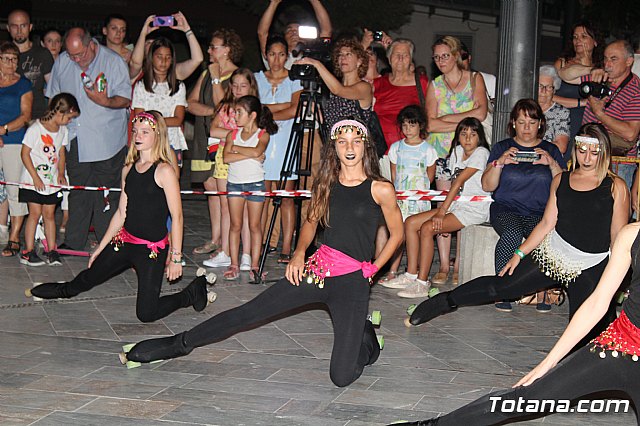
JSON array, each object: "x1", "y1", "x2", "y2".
[{"x1": 426, "y1": 75, "x2": 475, "y2": 158}]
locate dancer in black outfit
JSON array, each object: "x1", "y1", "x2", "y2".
[
  {"x1": 121, "y1": 119, "x2": 404, "y2": 387},
  {"x1": 26, "y1": 111, "x2": 214, "y2": 322},
  {"x1": 407, "y1": 124, "x2": 629, "y2": 348},
  {"x1": 399, "y1": 220, "x2": 640, "y2": 426}
]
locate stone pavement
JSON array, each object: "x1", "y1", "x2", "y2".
[{"x1": 0, "y1": 196, "x2": 636, "y2": 425}]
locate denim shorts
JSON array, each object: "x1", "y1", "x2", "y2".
[{"x1": 227, "y1": 181, "x2": 266, "y2": 202}]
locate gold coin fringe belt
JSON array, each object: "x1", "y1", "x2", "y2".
[
  {"x1": 531, "y1": 230, "x2": 609, "y2": 286},
  {"x1": 590, "y1": 310, "x2": 640, "y2": 362},
  {"x1": 111, "y1": 228, "x2": 169, "y2": 260}
]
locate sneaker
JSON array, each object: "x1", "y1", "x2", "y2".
[
  {"x1": 20, "y1": 250, "x2": 46, "y2": 266},
  {"x1": 536, "y1": 302, "x2": 552, "y2": 313},
  {"x1": 397, "y1": 280, "x2": 432, "y2": 298},
  {"x1": 47, "y1": 250, "x2": 62, "y2": 266},
  {"x1": 239, "y1": 253, "x2": 251, "y2": 271},
  {"x1": 495, "y1": 301, "x2": 513, "y2": 312},
  {"x1": 203, "y1": 251, "x2": 231, "y2": 268},
  {"x1": 379, "y1": 273, "x2": 417, "y2": 289}
]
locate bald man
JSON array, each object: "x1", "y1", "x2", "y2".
[
  {"x1": 6, "y1": 9, "x2": 53, "y2": 119},
  {"x1": 46, "y1": 27, "x2": 131, "y2": 250}
]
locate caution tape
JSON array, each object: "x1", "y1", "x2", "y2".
[{"x1": 0, "y1": 181, "x2": 493, "y2": 202}]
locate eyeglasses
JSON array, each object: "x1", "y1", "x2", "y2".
[
  {"x1": 208, "y1": 45, "x2": 225, "y2": 50},
  {"x1": 68, "y1": 45, "x2": 89, "y2": 61},
  {"x1": 432, "y1": 53, "x2": 451, "y2": 62},
  {"x1": 538, "y1": 84, "x2": 555, "y2": 92},
  {"x1": 0, "y1": 56, "x2": 18, "y2": 64}
]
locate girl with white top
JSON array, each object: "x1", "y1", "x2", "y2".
[
  {"x1": 132, "y1": 36, "x2": 187, "y2": 176},
  {"x1": 19, "y1": 93, "x2": 79, "y2": 266},
  {"x1": 391, "y1": 117, "x2": 492, "y2": 298},
  {"x1": 379, "y1": 105, "x2": 437, "y2": 285},
  {"x1": 223, "y1": 95, "x2": 278, "y2": 281}
]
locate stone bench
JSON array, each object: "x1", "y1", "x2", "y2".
[{"x1": 459, "y1": 223, "x2": 499, "y2": 284}]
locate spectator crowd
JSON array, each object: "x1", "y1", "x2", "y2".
[{"x1": 1, "y1": 3, "x2": 640, "y2": 309}]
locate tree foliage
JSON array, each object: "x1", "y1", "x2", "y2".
[{"x1": 224, "y1": 0, "x2": 413, "y2": 33}]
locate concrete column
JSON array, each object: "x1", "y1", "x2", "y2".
[{"x1": 492, "y1": 0, "x2": 541, "y2": 144}]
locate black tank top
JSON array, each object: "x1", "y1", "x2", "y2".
[
  {"x1": 625, "y1": 227, "x2": 640, "y2": 327},
  {"x1": 555, "y1": 172, "x2": 613, "y2": 253},
  {"x1": 323, "y1": 179, "x2": 382, "y2": 262},
  {"x1": 123, "y1": 163, "x2": 169, "y2": 242}
]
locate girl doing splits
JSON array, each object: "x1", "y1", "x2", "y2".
[
  {"x1": 407, "y1": 123, "x2": 629, "y2": 350},
  {"x1": 400, "y1": 220, "x2": 640, "y2": 425},
  {"x1": 121, "y1": 119, "x2": 404, "y2": 387},
  {"x1": 26, "y1": 111, "x2": 215, "y2": 322}
]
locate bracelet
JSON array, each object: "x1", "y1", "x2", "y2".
[
  {"x1": 170, "y1": 249, "x2": 182, "y2": 256},
  {"x1": 514, "y1": 248, "x2": 526, "y2": 259},
  {"x1": 2, "y1": 124, "x2": 8, "y2": 135},
  {"x1": 492, "y1": 160, "x2": 504, "y2": 169},
  {"x1": 184, "y1": 29, "x2": 193, "y2": 37},
  {"x1": 170, "y1": 258, "x2": 183, "y2": 264}
]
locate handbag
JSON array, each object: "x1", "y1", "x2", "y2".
[
  {"x1": 609, "y1": 133, "x2": 637, "y2": 156},
  {"x1": 471, "y1": 72, "x2": 494, "y2": 144},
  {"x1": 356, "y1": 107, "x2": 387, "y2": 159}
]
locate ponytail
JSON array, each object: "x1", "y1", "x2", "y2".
[
  {"x1": 259, "y1": 105, "x2": 278, "y2": 135},
  {"x1": 235, "y1": 95, "x2": 279, "y2": 135}
]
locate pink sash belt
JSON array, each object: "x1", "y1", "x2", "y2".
[
  {"x1": 590, "y1": 310, "x2": 640, "y2": 362},
  {"x1": 303, "y1": 244, "x2": 378, "y2": 288},
  {"x1": 111, "y1": 228, "x2": 169, "y2": 260}
]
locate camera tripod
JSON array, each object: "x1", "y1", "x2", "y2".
[{"x1": 252, "y1": 79, "x2": 326, "y2": 284}]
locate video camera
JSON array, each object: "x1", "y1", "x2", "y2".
[
  {"x1": 578, "y1": 81, "x2": 613, "y2": 99},
  {"x1": 289, "y1": 25, "x2": 332, "y2": 83}
]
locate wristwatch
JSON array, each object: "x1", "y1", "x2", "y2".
[{"x1": 211, "y1": 78, "x2": 221, "y2": 85}]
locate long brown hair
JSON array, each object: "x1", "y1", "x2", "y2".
[{"x1": 307, "y1": 120, "x2": 384, "y2": 227}]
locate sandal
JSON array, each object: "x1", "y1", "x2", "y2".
[
  {"x1": 431, "y1": 271, "x2": 448, "y2": 285},
  {"x1": 277, "y1": 253, "x2": 292, "y2": 264},
  {"x1": 193, "y1": 240, "x2": 220, "y2": 255},
  {"x1": 2, "y1": 240, "x2": 20, "y2": 257},
  {"x1": 378, "y1": 271, "x2": 399, "y2": 284},
  {"x1": 223, "y1": 265, "x2": 239, "y2": 281},
  {"x1": 250, "y1": 269, "x2": 268, "y2": 283}
]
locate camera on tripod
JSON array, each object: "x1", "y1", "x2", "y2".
[
  {"x1": 289, "y1": 25, "x2": 332, "y2": 82},
  {"x1": 578, "y1": 81, "x2": 613, "y2": 99}
]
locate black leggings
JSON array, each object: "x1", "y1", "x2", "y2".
[
  {"x1": 31, "y1": 243, "x2": 197, "y2": 322},
  {"x1": 431, "y1": 345, "x2": 640, "y2": 425},
  {"x1": 412, "y1": 256, "x2": 616, "y2": 347},
  {"x1": 129, "y1": 271, "x2": 380, "y2": 387}
]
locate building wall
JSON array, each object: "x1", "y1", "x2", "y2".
[{"x1": 392, "y1": 4, "x2": 562, "y2": 78}]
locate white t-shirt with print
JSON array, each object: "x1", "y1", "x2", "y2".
[
  {"x1": 447, "y1": 145, "x2": 491, "y2": 197},
  {"x1": 132, "y1": 80, "x2": 189, "y2": 151},
  {"x1": 20, "y1": 120, "x2": 68, "y2": 195},
  {"x1": 388, "y1": 139, "x2": 438, "y2": 219}
]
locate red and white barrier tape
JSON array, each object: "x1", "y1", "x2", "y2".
[{"x1": 0, "y1": 181, "x2": 493, "y2": 202}]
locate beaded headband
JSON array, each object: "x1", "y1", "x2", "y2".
[
  {"x1": 330, "y1": 119, "x2": 368, "y2": 141},
  {"x1": 131, "y1": 112, "x2": 158, "y2": 131},
  {"x1": 575, "y1": 135, "x2": 602, "y2": 153}
]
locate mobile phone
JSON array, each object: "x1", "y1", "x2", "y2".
[
  {"x1": 513, "y1": 151, "x2": 540, "y2": 163},
  {"x1": 152, "y1": 16, "x2": 175, "y2": 27},
  {"x1": 373, "y1": 31, "x2": 384, "y2": 42}
]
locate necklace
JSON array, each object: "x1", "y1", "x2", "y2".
[{"x1": 444, "y1": 71, "x2": 463, "y2": 93}]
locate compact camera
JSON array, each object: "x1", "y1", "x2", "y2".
[
  {"x1": 578, "y1": 81, "x2": 613, "y2": 99},
  {"x1": 373, "y1": 31, "x2": 384, "y2": 42}
]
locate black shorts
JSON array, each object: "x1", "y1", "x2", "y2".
[{"x1": 19, "y1": 188, "x2": 62, "y2": 205}]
